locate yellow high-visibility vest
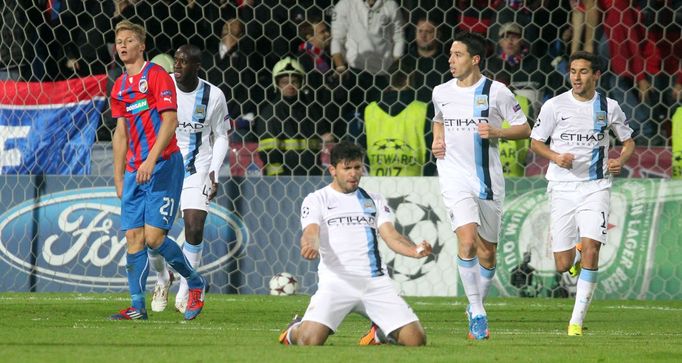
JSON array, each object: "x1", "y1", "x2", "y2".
[
  {"x1": 672, "y1": 106, "x2": 682, "y2": 179},
  {"x1": 499, "y1": 94, "x2": 531, "y2": 177},
  {"x1": 364, "y1": 101, "x2": 427, "y2": 176}
]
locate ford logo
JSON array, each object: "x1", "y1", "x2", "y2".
[{"x1": 0, "y1": 187, "x2": 248, "y2": 289}]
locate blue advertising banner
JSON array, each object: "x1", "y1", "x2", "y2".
[{"x1": 0, "y1": 176, "x2": 248, "y2": 293}]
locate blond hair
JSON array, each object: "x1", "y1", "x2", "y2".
[{"x1": 115, "y1": 20, "x2": 146, "y2": 45}]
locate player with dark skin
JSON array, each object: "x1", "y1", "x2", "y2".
[{"x1": 173, "y1": 45, "x2": 218, "y2": 246}]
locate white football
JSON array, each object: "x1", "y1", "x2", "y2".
[{"x1": 269, "y1": 272, "x2": 298, "y2": 296}]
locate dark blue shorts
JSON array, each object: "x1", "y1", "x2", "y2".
[{"x1": 120, "y1": 152, "x2": 183, "y2": 231}]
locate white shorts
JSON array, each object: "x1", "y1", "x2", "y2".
[
  {"x1": 180, "y1": 172, "x2": 211, "y2": 212},
  {"x1": 549, "y1": 185, "x2": 610, "y2": 252},
  {"x1": 440, "y1": 187, "x2": 502, "y2": 243},
  {"x1": 302, "y1": 273, "x2": 418, "y2": 335}
]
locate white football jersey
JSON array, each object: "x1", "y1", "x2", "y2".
[
  {"x1": 432, "y1": 77, "x2": 527, "y2": 200},
  {"x1": 173, "y1": 76, "x2": 230, "y2": 177},
  {"x1": 300, "y1": 185, "x2": 394, "y2": 278},
  {"x1": 530, "y1": 90, "x2": 632, "y2": 183}
]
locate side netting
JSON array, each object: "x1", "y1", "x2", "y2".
[{"x1": 0, "y1": 176, "x2": 679, "y2": 300}]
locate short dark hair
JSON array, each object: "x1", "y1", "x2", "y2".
[
  {"x1": 569, "y1": 51, "x2": 602, "y2": 73},
  {"x1": 453, "y1": 31, "x2": 487, "y2": 59},
  {"x1": 177, "y1": 44, "x2": 202, "y2": 64},
  {"x1": 298, "y1": 16, "x2": 323, "y2": 40},
  {"x1": 330, "y1": 141, "x2": 364, "y2": 166}
]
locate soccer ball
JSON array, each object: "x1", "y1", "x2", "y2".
[{"x1": 269, "y1": 272, "x2": 298, "y2": 296}]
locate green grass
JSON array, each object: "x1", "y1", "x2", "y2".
[{"x1": 1, "y1": 294, "x2": 681, "y2": 363}]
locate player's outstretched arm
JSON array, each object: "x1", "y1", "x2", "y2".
[
  {"x1": 300, "y1": 224, "x2": 320, "y2": 260},
  {"x1": 112, "y1": 117, "x2": 129, "y2": 198},
  {"x1": 378, "y1": 222, "x2": 432, "y2": 258}
]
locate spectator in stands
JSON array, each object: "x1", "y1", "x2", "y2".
[
  {"x1": 0, "y1": 0, "x2": 35, "y2": 80},
  {"x1": 331, "y1": 0, "x2": 405, "y2": 109},
  {"x1": 402, "y1": 14, "x2": 451, "y2": 103},
  {"x1": 255, "y1": 57, "x2": 329, "y2": 176},
  {"x1": 672, "y1": 71, "x2": 682, "y2": 106},
  {"x1": 296, "y1": 16, "x2": 332, "y2": 91},
  {"x1": 295, "y1": 16, "x2": 344, "y2": 137},
  {"x1": 57, "y1": 0, "x2": 115, "y2": 77},
  {"x1": 642, "y1": 0, "x2": 681, "y2": 142},
  {"x1": 599, "y1": 0, "x2": 666, "y2": 146},
  {"x1": 489, "y1": 0, "x2": 554, "y2": 56},
  {"x1": 348, "y1": 62, "x2": 434, "y2": 176},
  {"x1": 485, "y1": 22, "x2": 555, "y2": 116},
  {"x1": 570, "y1": 0, "x2": 598, "y2": 54},
  {"x1": 548, "y1": 25, "x2": 573, "y2": 87},
  {"x1": 203, "y1": 17, "x2": 264, "y2": 143}
]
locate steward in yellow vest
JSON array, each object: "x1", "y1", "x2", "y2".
[{"x1": 357, "y1": 66, "x2": 433, "y2": 176}]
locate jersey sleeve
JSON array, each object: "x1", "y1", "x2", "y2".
[
  {"x1": 497, "y1": 86, "x2": 527, "y2": 126},
  {"x1": 432, "y1": 88, "x2": 443, "y2": 123},
  {"x1": 530, "y1": 99, "x2": 557, "y2": 142},
  {"x1": 608, "y1": 101, "x2": 633, "y2": 142},
  {"x1": 151, "y1": 68, "x2": 177, "y2": 113},
  {"x1": 208, "y1": 88, "x2": 231, "y2": 179},
  {"x1": 300, "y1": 193, "x2": 322, "y2": 230},
  {"x1": 373, "y1": 193, "x2": 395, "y2": 228},
  {"x1": 211, "y1": 90, "x2": 231, "y2": 135},
  {"x1": 110, "y1": 78, "x2": 125, "y2": 118}
]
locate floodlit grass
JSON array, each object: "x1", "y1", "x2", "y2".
[{"x1": 0, "y1": 293, "x2": 681, "y2": 362}]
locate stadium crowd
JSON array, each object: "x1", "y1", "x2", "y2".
[{"x1": 1, "y1": 0, "x2": 680, "y2": 176}]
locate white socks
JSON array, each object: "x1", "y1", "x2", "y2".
[
  {"x1": 479, "y1": 264, "x2": 496, "y2": 301},
  {"x1": 176, "y1": 242, "x2": 204, "y2": 302},
  {"x1": 570, "y1": 268, "x2": 598, "y2": 326},
  {"x1": 149, "y1": 249, "x2": 170, "y2": 284},
  {"x1": 457, "y1": 256, "x2": 485, "y2": 317}
]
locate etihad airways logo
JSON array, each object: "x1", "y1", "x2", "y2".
[
  {"x1": 560, "y1": 132, "x2": 605, "y2": 144},
  {"x1": 177, "y1": 121, "x2": 206, "y2": 133},
  {"x1": 443, "y1": 118, "x2": 489, "y2": 128},
  {"x1": 327, "y1": 214, "x2": 376, "y2": 227}
]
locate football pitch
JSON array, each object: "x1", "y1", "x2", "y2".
[{"x1": 1, "y1": 294, "x2": 681, "y2": 363}]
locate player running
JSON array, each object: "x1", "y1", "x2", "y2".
[
  {"x1": 431, "y1": 31, "x2": 531, "y2": 340},
  {"x1": 530, "y1": 51, "x2": 634, "y2": 336}
]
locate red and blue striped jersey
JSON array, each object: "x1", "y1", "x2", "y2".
[{"x1": 110, "y1": 62, "x2": 179, "y2": 172}]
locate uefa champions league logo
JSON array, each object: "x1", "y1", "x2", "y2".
[{"x1": 384, "y1": 195, "x2": 444, "y2": 280}]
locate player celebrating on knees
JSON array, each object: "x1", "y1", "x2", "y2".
[
  {"x1": 278, "y1": 142, "x2": 432, "y2": 346},
  {"x1": 148, "y1": 44, "x2": 230, "y2": 314},
  {"x1": 110, "y1": 21, "x2": 205, "y2": 321},
  {"x1": 431, "y1": 32, "x2": 531, "y2": 340},
  {"x1": 530, "y1": 51, "x2": 634, "y2": 336}
]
